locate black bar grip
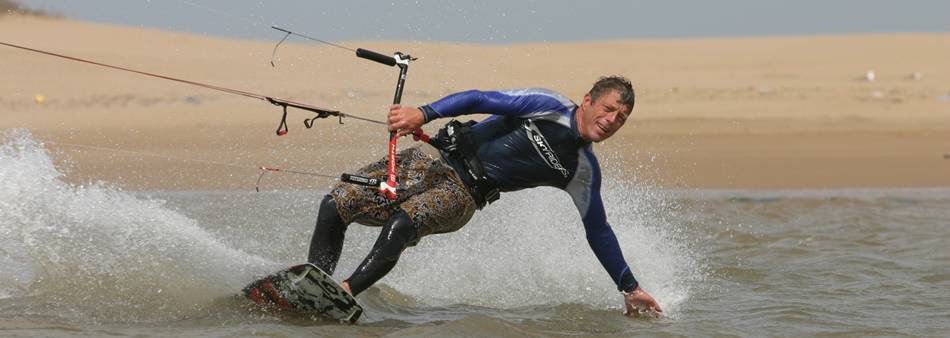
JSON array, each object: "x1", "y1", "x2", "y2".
[
  {"x1": 356, "y1": 48, "x2": 396, "y2": 67},
  {"x1": 341, "y1": 173, "x2": 381, "y2": 187}
]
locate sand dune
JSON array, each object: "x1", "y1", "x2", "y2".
[{"x1": 2, "y1": 15, "x2": 949, "y2": 189}]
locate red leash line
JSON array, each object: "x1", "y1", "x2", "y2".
[{"x1": 45, "y1": 140, "x2": 337, "y2": 178}]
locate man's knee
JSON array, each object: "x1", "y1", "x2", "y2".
[
  {"x1": 384, "y1": 210, "x2": 418, "y2": 243},
  {"x1": 317, "y1": 195, "x2": 345, "y2": 228}
]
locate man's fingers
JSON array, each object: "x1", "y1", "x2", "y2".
[
  {"x1": 647, "y1": 298, "x2": 662, "y2": 313},
  {"x1": 647, "y1": 301, "x2": 662, "y2": 317},
  {"x1": 388, "y1": 115, "x2": 400, "y2": 130}
]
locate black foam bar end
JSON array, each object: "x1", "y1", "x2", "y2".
[
  {"x1": 356, "y1": 48, "x2": 397, "y2": 67},
  {"x1": 341, "y1": 173, "x2": 380, "y2": 187}
]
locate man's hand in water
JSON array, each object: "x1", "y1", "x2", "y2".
[{"x1": 624, "y1": 286, "x2": 662, "y2": 317}]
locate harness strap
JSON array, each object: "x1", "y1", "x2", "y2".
[{"x1": 433, "y1": 120, "x2": 499, "y2": 209}]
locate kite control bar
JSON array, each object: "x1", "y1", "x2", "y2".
[
  {"x1": 268, "y1": 26, "x2": 431, "y2": 200},
  {"x1": 341, "y1": 49, "x2": 429, "y2": 200}
]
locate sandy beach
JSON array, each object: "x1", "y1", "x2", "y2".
[{"x1": 2, "y1": 15, "x2": 949, "y2": 190}]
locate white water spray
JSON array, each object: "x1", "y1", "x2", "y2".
[{"x1": 0, "y1": 130, "x2": 276, "y2": 322}]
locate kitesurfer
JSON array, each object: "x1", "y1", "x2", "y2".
[{"x1": 308, "y1": 75, "x2": 662, "y2": 315}]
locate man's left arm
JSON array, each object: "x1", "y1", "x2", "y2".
[
  {"x1": 576, "y1": 185, "x2": 639, "y2": 293},
  {"x1": 580, "y1": 197, "x2": 663, "y2": 316},
  {"x1": 567, "y1": 149, "x2": 662, "y2": 315}
]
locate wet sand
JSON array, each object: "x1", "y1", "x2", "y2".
[{"x1": 2, "y1": 15, "x2": 949, "y2": 189}]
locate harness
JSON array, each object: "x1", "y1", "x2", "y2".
[
  {"x1": 430, "y1": 120, "x2": 500, "y2": 209},
  {"x1": 340, "y1": 119, "x2": 499, "y2": 208}
]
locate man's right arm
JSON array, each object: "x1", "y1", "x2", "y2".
[
  {"x1": 420, "y1": 89, "x2": 574, "y2": 122},
  {"x1": 390, "y1": 89, "x2": 563, "y2": 132}
]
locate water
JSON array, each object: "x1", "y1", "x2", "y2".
[{"x1": 1, "y1": 129, "x2": 948, "y2": 336}]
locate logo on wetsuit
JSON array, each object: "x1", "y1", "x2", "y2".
[{"x1": 523, "y1": 120, "x2": 570, "y2": 178}]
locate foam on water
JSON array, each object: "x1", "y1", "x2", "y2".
[
  {"x1": 0, "y1": 129, "x2": 704, "y2": 324},
  {"x1": 0, "y1": 130, "x2": 278, "y2": 322},
  {"x1": 357, "y1": 152, "x2": 705, "y2": 316}
]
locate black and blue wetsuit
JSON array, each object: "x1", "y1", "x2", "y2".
[{"x1": 420, "y1": 88, "x2": 639, "y2": 293}]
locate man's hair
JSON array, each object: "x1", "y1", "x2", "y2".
[{"x1": 588, "y1": 75, "x2": 635, "y2": 112}]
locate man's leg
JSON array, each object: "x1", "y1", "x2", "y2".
[
  {"x1": 310, "y1": 148, "x2": 429, "y2": 287},
  {"x1": 308, "y1": 195, "x2": 348, "y2": 274},
  {"x1": 319, "y1": 147, "x2": 475, "y2": 295},
  {"x1": 343, "y1": 209, "x2": 416, "y2": 296}
]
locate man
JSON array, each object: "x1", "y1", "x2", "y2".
[{"x1": 308, "y1": 76, "x2": 662, "y2": 316}]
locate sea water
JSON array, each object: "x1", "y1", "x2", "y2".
[{"x1": 1, "y1": 129, "x2": 947, "y2": 336}]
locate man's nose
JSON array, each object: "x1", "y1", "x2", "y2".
[{"x1": 604, "y1": 112, "x2": 619, "y2": 124}]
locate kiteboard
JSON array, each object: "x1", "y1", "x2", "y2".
[{"x1": 242, "y1": 263, "x2": 363, "y2": 323}]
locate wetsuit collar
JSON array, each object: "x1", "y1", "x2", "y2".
[{"x1": 570, "y1": 106, "x2": 590, "y2": 146}]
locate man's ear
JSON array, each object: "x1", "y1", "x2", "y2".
[{"x1": 582, "y1": 92, "x2": 593, "y2": 106}]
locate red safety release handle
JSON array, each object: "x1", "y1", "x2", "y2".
[{"x1": 379, "y1": 132, "x2": 399, "y2": 200}]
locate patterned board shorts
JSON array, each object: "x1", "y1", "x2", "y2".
[{"x1": 330, "y1": 147, "x2": 477, "y2": 245}]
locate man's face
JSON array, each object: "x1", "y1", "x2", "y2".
[{"x1": 577, "y1": 90, "x2": 630, "y2": 142}]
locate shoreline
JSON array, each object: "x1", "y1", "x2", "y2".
[{"x1": 28, "y1": 124, "x2": 950, "y2": 190}]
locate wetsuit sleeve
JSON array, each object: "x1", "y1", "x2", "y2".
[
  {"x1": 420, "y1": 89, "x2": 573, "y2": 121},
  {"x1": 566, "y1": 148, "x2": 639, "y2": 292}
]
